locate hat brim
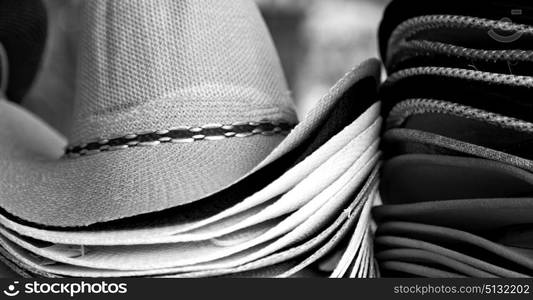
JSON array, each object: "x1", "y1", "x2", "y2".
[
  {"x1": 0, "y1": 162, "x2": 380, "y2": 277},
  {"x1": 144, "y1": 168, "x2": 379, "y2": 278},
  {"x1": 377, "y1": 248, "x2": 494, "y2": 277},
  {"x1": 0, "y1": 148, "x2": 379, "y2": 271},
  {"x1": 0, "y1": 58, "x2": 381, "y2": 227},
  {"x1": 396, "y1": 108, "x2": 533, "y2": 160},
  {"x1": 375, "y1": 236, "x2": 526, "y2": 277},
  {"x1": 0, "y1": 106, "x2": 381, "y2": 246},
  {"x1": 379, "y1": 154, "x2": 533, "y2": 205},
  {"x1": 375, "y1": 198, "x2": 533, "y2": 233},
  {"x1": 379, "y1": 260, "x2": 464, "y2": 277},
  {"x1": 383, "y1": 128, "x2": 533, "y2": 172},
  {"x1": 377, "y1": 222, "x2": 533, "y2": 273}
]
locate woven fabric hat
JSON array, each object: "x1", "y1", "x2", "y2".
[
  {"x1": 0, "y1": 0, "x2": 303, "y2": 227},
  {"x1": 0, "y1": 0, "x2": 382, "y2": 228}
]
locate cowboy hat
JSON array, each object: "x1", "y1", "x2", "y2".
[
  {"x1": 0, "y1": 144, "x2": 379, "y2": 271},
  {"x1": 0, "y1": 103, "x2": 381, "y2": 246},
  {"x1": 0, "y1": 0, "x2": 296, "y2": 228},
  {"x1": 0, "y1": 56, "x2": 382, "y2": 276},
  {"x1": 383, "y1": 128, "x2": 533, "y2": 172},
  {"x1": 0, "y1": 60, "x2": 382, "y2": 278},
  {"x1": 0, "y1": 160, "x2": 380, "y2": 277},
  {"x1": 0, "y1": 0, "x2": 383, "y2": 228}
]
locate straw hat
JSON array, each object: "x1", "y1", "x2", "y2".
[
  {"x1": 0, "y1": 0, "x2": 381, "y2": 227},
  {"x1": 0, "y1": 0, "x2": 299, "y2": 227}
]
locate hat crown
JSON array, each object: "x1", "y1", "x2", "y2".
[{"x1": 70, "y1": 0, "x2": 296, "y2": 145}]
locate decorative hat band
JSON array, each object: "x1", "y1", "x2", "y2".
[{"x1": 65, "y1": 120, "x2": 295, "y2": 158}]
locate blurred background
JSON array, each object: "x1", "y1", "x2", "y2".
[
  {"x1": 23, "y1": 0, "x2": 389, "y2": 135},
  {"x1": 257, "y1": 0, "x2": 388, "y2": 116}
]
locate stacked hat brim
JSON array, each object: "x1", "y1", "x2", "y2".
[
  {"x1": 375, "y1": 0, "x2": 533, "y2": 278},
  {"x1": 0, "y1": 91, "x2": 381, "y2": 277},
  {"x1": 0, "y1": 0, "x2": 382, "y2": 277},
  {"x1": 0, "y1": 84, "x2": 382, "y2": 277}
]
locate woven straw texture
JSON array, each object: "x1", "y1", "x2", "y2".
[
  {"x1": 70, "y1": 0, "x2": 296, "y2": 144},
  {"x1": 0, "y1": 0, "x2": 381, "y2": 227},
  {"x1": 0, "y1": 0, "x2": 304, "y2": 227}
]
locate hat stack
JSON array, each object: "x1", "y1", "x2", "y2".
[
  {"x1": 0, "y1": 0, "x2": 381, "y2": 278},
  {"x1": 374, "y1": 0, "x2": 533, "y2": 277}
]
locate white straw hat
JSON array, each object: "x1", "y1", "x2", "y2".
[
  {"x1": 0, "y1": 0, "x2": 382, "y2": 228},
  {"x1": 0, "y1": 0, "x2": 301, "y2": 227}
]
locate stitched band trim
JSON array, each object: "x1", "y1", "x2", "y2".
[
  {"x1": 387, "y1": 98, "x2": 533, "y2": 132},
  {"x1": 389, "y1": 40, "x2": 533, "y2": 71},
  {"x1": 385, "y1": 66, "x2": 533, "y2": 87},
  {"x1": 389, "y1": 15, "x2": 533, "y2": 53},
  {"x1": 65, "y1": 120, "x2": 294, "y2": 158}
]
